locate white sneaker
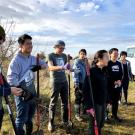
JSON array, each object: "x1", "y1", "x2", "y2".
[
  {"x1": 48, "y1": 122, "x2": 54, "y2": 132},
  {"x1": 75, "y1": 115, "x2": 83, "y2": 122}
]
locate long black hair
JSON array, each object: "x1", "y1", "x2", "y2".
[{"x1": 92, "y1": 50, "x2": 108, "y2": 66}]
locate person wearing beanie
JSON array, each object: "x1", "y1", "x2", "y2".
[{"x1": 47, "y1": 40, "x2": 70, "y2": 132}]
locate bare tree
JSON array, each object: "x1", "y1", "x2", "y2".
[{"x1": 0, "y1": 17, "x2": 18, "y2": 72}]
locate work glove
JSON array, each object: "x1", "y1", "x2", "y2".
[
  {"x1": 87, "y1": 108, "x2": 95, "y2": 117},
  {"x1": 21, "y1": 90, "x2": 33, "y2": 101},
  {"x1": 62, "y1": 63, "x2": 71, "y2": 70},
  {"x1": 31, "y1": 65, "x2": 41, "y2": 72}
]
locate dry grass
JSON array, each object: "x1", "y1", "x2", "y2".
[{"x1": 1, "y1": 76, "x2": 135, "y2": 135}]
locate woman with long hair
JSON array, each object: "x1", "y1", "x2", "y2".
[{"x1": 90, "y1": 50, "x2": 109, "y2": 135}]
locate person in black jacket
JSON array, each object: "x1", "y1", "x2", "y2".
[
  {"x1": 0, "y1": 25, "x2": 23, "y2": 131},
  {"x1": 119, "y1": 51, "x2": 132, "y2": 104},
  {"x1": 90, "y1": 50, "x2": 109, "y2": 135},
  {"x1": 108, "y1": 48, "x2": 123, "y2": 122}
]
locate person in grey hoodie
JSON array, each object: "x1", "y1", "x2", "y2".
[
  {"x1": 0, "y1": 25, "x2": 23, "y2": 131},
  {"x1": 7, "y1": 34, "x2": 47, "y2": 135},
  {"x1": 119, "y1": 51, "x2": 132, "y2": 104},
  {"x1": 72, "y1": 49, "x2": 91, "y2": 121}
]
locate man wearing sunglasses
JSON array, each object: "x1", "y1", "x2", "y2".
[{"x1": 48, "y1": 40, "x2": 70, "y2": 132}]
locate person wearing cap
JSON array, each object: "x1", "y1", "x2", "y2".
[
  {"x1": 47, "y1": 40, "x2": 70, "y2": 132},
  {"x1": 7, "y1": 34, "x2": 47, "y2": 135},
  {"x1": 0, "y1": 25, "x2": 23, "y2": 130}
]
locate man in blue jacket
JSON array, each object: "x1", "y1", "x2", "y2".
[
  {"x1": 72, "y1": 49, "x2": 91, "y2": 121},
  {"x1": 0, "y1": 25, "x2": 23, "y2": 130}
]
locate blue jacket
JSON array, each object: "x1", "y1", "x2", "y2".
[{"x1": 72, "y1": 59, "x2": 86, "y2": 86}]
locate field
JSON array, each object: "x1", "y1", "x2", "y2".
[{"x1": 1, "y1": 73, "x2": 135, "y2": 135}]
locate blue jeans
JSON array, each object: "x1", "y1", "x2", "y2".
[{"x1": 14, "y1": 96, "x2": 36, "y2": 134}]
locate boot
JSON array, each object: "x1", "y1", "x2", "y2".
[
  {"x1": 16, "y1": 127, "x2": 25, "y2": 135},
  {"x1": 0, "y1": 108, "x2": 4, "y2": 130},
  {"x1": 48, "y1": 119, "x2": 54, "y2": 133},
  {"x1": 26, "y1": 122, "x2": 33, "y2": 135},
  {"x1": 74, "y1": 104, "x2": 83, "y2": 122}
]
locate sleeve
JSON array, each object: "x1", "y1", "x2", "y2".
[
  {"x1": 106, "y1": 66, "x2": 113, "y2": 102},
  {"x1": 119, "y1": 62, "x2": 123, "y2": 80},
  {"x1": 72, "y1": 60, "x2": 80, "y2": 87},
  {"x1": 48, "y1": 54, "x2": 53, "y2": 63},
  {"x1": 0, "y1": 74, "x2": 11, "y2": 96},
  {"x1": 89, "y1": 69, "x2": 96, "y2": 108},
  {"x1": 65, "y1": 54, "x2": 67, "y2": 64},
  {"x1": 128, "y1": 62, "x2": 133, "y2": 79},
  {"x1": 7, "y1": 59, "x2": 20, "y2": 86}
]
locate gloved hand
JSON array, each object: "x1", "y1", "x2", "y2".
[
  {"x1": 31, "y1": 65, "x2": 41, "y2": 72},
  {"x1": 74, "y1": 84, "x2": 79, "y2": 90},
  {"x1": 87, "y1": 108, "x2": 95, "y2": 117},
  {"x1": 21, "y1": 90, "x2": 33, "y2": 101},
  {"x1": 62, "y1": 63, "x2": 70, "y2": 70}
]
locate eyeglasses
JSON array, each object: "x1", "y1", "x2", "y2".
[
  {"x1": 59, "y1": 47, "x2": 65, "y2": 50},
  {"x1": 24, "y1": 42, "x2": 32, "y2": 46}
]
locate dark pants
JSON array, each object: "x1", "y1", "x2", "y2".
[
  {"x1": 88, "y1": 104, "x2": 105, "y2": 135},
  {"x1": 0, "y1": 97, "x2": 4, "y2": 130},
  {"x1": 122, "y1": 79, "x2": 129, "y2": 102},
  {"x1": 74, "y1": 83, "x2": 84, "y2": 115},
  {"x1": 0, "y1": 107, "x2": 4, "y2": 130},
  {"x1": 49, "y1": 81, "x2": 68, "y2": 123},
  {"x1": 74, "y1": 79, "x2": 91, "y2": 115},
  {"x1": 95, "y1": 104, "x2": 106, "y2": 129},
  {"x1": 111, "y1": 88, "x2": 121, "y2": 117},
  {"x1": 75, "y1": 77, "x2": 91, "y2": 115}
]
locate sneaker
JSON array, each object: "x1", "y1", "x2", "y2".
[
  {"x1": 61, "y1": 121, "x2": 68, "y2": 126},
  {"x1": 111, "y1": 115, "x2": 122, "y2": 122},
  {"x1": 118, "y1": 100, "x2": 121, "y2": 105},
  {"x1": 60, "y1": 121, "x2": 69, "y2": 129},
  {"x1": 114, "y1": 116, "x2": 123, "y2": 122},
  {"x1": 75, "y1": 115, "x2": 83, "y2": 122},
  {"x1": 48, "y1": 122, "x2": 54, "y2": 132}
]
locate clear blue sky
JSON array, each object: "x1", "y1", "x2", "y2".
[{"x1": 0, "y1": 0, "x2": 135, "y2": 56}]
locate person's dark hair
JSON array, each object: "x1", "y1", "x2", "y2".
[
  {"x1": 120, "y1": 51, "x2": 127, "y2": 57},
  {"x1": 92, "y1": 50, "x2": 107, "y2": 66},
  {"x1": 0, "y1": 25, "x2": 6, "y2": 42},
  {"x1": 109, "y1": 48, "x2": 118, "y2": 54},
  {"x1": 79, "y1": 49, "x2": 87, "y2": 55},
  {"x1": 18, "y1": 34, "x2": 32, "y2": 45}
]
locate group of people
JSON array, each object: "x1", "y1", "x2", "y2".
[{"x1": 0, "y1": 25, "x2": 133, "y2": 135}]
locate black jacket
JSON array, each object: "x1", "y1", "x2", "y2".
[
  {"x1": 107, "y1": 60, "x2": 123, "y2": 90},
  {"x1": 90, "y1": 65, "x2": 108, "y2": 105}
]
